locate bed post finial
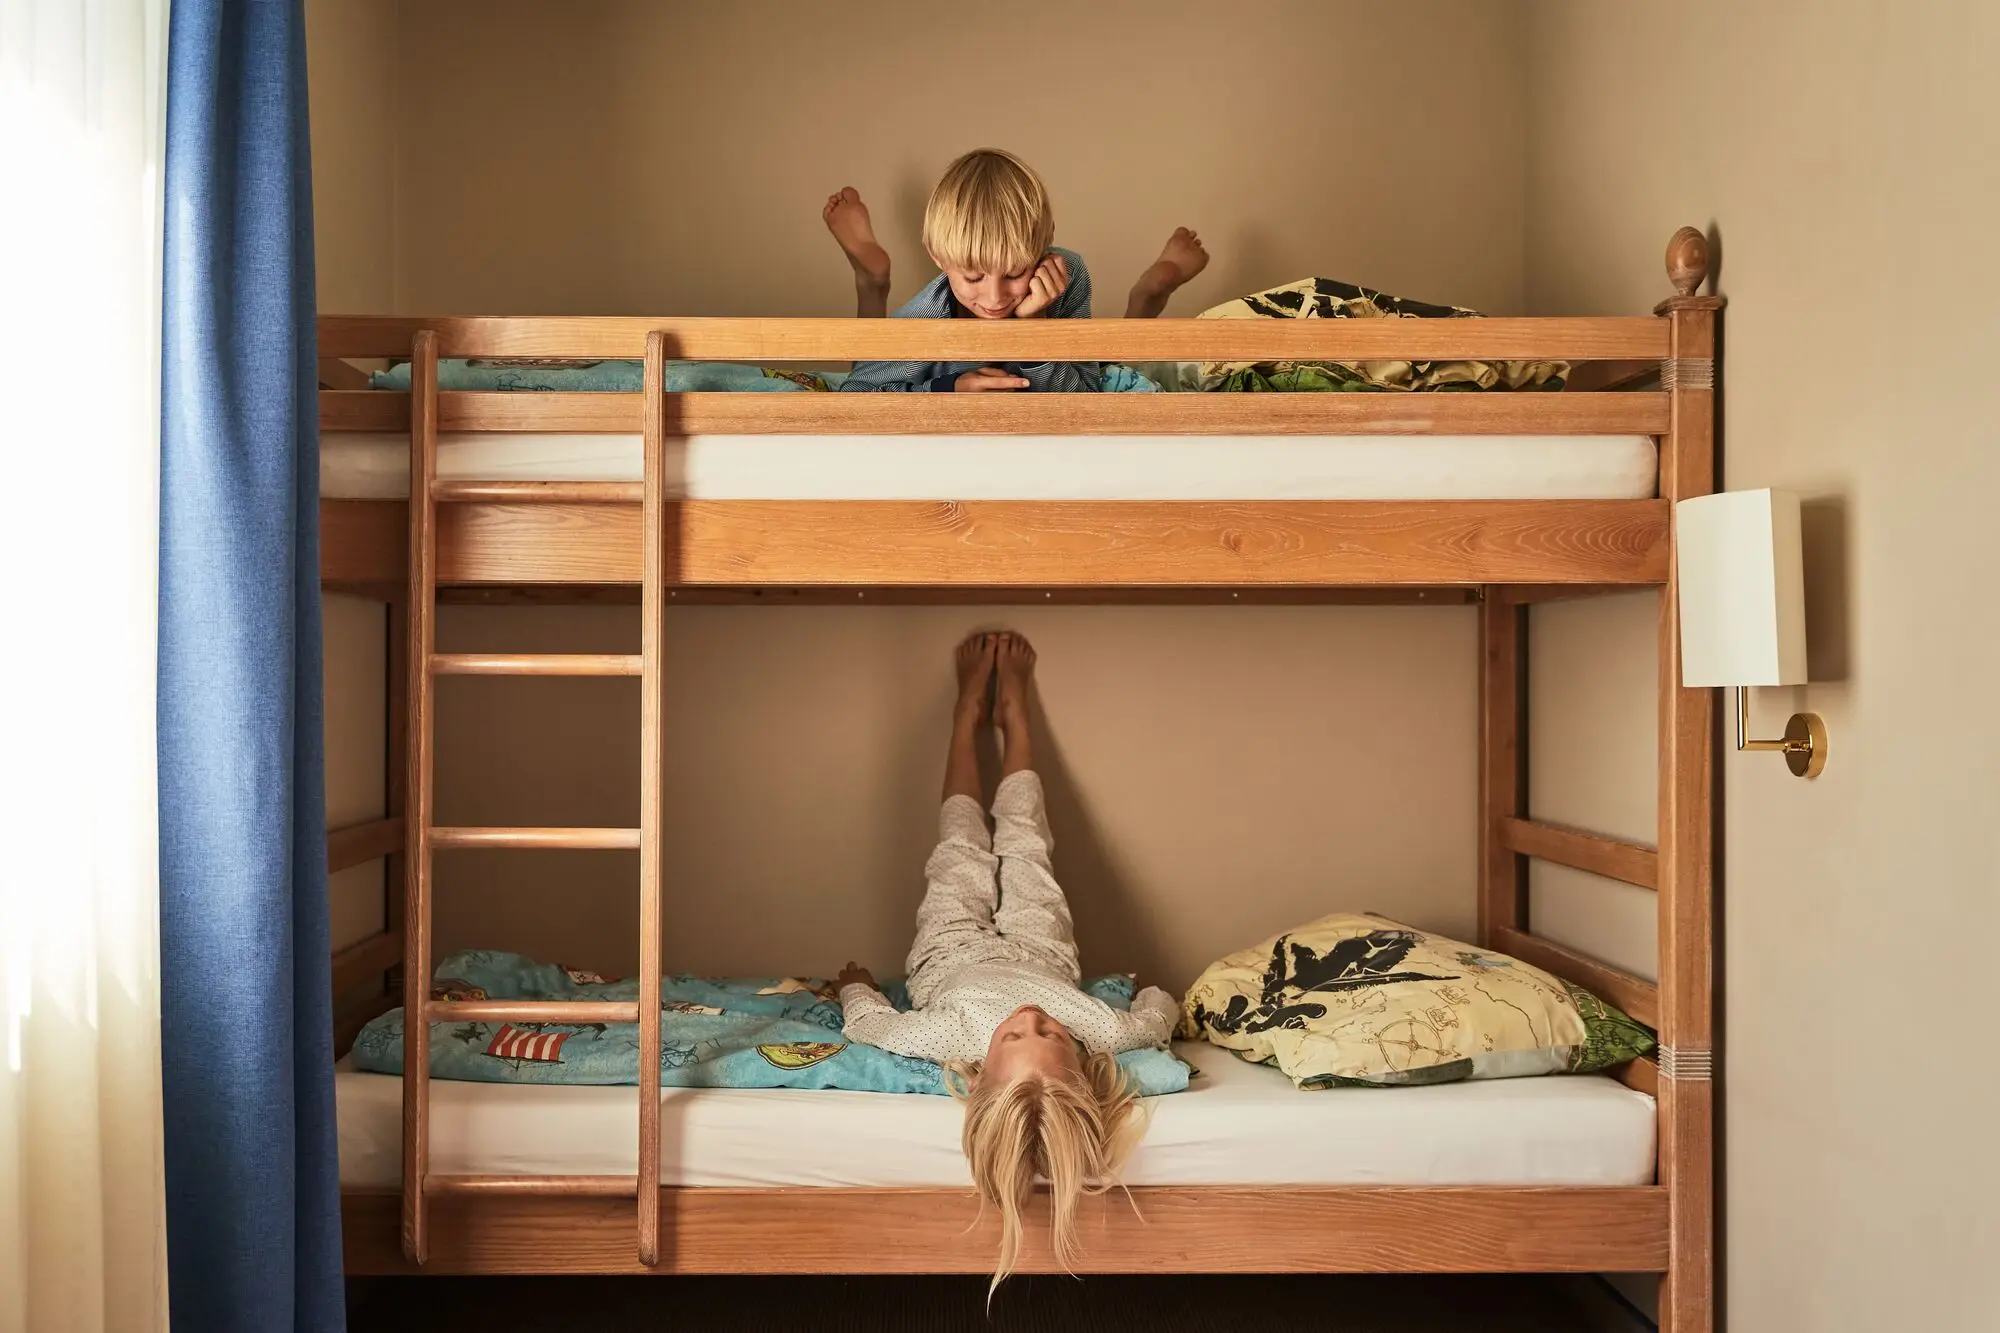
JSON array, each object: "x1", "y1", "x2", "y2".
[{"x1": 1666, "y1": 226, "x2": 1709, "y2": 299}]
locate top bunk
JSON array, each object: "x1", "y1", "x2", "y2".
[{"x1": 318, "y1": 228, "x2": 1718, "y2": 599}]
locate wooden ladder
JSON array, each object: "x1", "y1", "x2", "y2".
[{"x1": 399, "y1": 329, "x2": 670, "y2": 1266}]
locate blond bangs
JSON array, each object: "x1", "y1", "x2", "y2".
[{"x1": 923, "y1": 148, "x2": 1053, "y2": 276}]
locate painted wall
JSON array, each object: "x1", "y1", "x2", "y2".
[
  {"x1": 385, "y1": 0, "x2": 1529, "y2": 320},
  {"x1": 1525, "y1": 1, "x2": 2000, "y2": 1327}
]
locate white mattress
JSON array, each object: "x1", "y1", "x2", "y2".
[
  {"x1": 336, "y1": 1041, "x2": 1655, "y2": 1189},
  {"x1": 320, "y1": 432, "x2": 1658, "y2": 501}
]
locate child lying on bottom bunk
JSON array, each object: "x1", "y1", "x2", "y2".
[
  {"x1": 835, "y1": 632, "x2": 1177, "y2": 1282},
  {"x1": 822, "y1": 147, "x2": 1209, "y2": 391}
]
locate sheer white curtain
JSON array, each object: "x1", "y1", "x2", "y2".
[{"x1": 0, "y1": 2, "x2": 171, "y2": 1331}]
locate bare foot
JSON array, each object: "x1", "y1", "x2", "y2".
[
  {"x1": 1124, "y1": 227, "x2": 1210, "y2": 319},
  {"x1": 943, "y1": 634, "x2": 996, "y2": 802},
  {"x1": 823, "y1": 187, "x2": 892, "y2": 317},
  {"x1": 954, "y1": 632, "x2": 997, "y2": 727},
  {"x1": 994, "y1": 633, "x2": 1037, "y2": 775}
]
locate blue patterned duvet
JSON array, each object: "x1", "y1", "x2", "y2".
[
  {"x1": 350, "y1": 950, "x2": 1189, "y2": 1096},
  {"x1": 368, "y1": 358, "x2": 1160, "y2": 393}
]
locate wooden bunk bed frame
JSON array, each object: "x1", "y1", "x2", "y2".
[{"x1": 323, "y1": 229, "x2": 1720, "y2": 1333}]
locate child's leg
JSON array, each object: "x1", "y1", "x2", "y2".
[
  {"x1": 823, "y1": 187, "x2": 892, "y2": 319},
  {"x1": 906, "y1": 794, "x2": 1005, "y2": 999},
  {"x1": 906, "y1": 636, "x2": 1005, "y2": 999},
  {"x1": 1125, "y1": 227, "x2": 1210, "y2": 319},
  {"x1": 988, "y1": 635, "x2": 1081, "y2": 982}
]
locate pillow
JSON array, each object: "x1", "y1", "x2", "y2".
[
  {"x1": 1179, "y1": 913, "x2": 1653, "y2": 1088},
  {"x1": 1193, "y1": 278, "x2": 1568, "y2": 393}
]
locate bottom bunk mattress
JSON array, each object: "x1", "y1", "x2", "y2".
[
  {"x1": 335, "y1": 1040, "x2": 1656, "y2": 1190},
  {"x1": 318, "y1": 433, "x2": 1659, "y2": 501}
]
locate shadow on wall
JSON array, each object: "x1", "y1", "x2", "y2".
[
  {"x1": 1800, "y1": 496, "x2": 1851, "y2": 684},
  {"x1": 1030, "y1": 697, "x2": 1166, "y2": 989}
]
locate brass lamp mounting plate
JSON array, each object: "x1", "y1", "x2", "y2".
[{"x1": 1784, "y1": 712, "x2": 1827, "y2": 779}]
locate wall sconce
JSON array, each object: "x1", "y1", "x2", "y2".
[{"x1": 1676, "y1": 488, "x2": 1828, "y2": 778}]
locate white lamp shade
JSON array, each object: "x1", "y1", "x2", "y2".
[{"x1": 1675, "y1": 488, "x2": 1809, "y2": 687}]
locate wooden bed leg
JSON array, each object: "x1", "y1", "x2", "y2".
[
  {"x1": 1655, "y1": 227, "x2": 1722, "y2": 1333},
  {"x1": 1478, "y1": 589, "x2": 1527, "y2": 948}
]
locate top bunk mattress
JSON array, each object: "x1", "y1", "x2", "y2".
[
  {"x1": 320, "y1": 432, "x2": 1659, "y2": 501},
  {"x1": 335, "y1": 1040, "x2": 1656, "y2": 1190}
]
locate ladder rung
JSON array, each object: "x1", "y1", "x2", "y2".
[
  {"x1": 427, "y1": 1000, "x2": 640, "y2": 1024},
  {"x1": 432, "y1": 480, "x2": 643, "y2": 503},
  {"x1": 426, "y1": 1174, "x2": 639, "y2": 1197},
  {"x1": 430, "y1": 826, "x2": 641, "y2": 850},
  {"x1": 432, "y1": 653, "x2": 643, "y2": 677}
]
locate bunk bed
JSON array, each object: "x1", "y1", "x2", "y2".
[{"x1": 319, "y1": 228, "x2": 1719, "y2": 1333}]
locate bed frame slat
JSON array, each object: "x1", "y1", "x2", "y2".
[
  {"x1": 331, "y1": 930, "x2": 403, "y2": 1000},
  {"x1": 329, "y1": 816, "x2": 405, "y2": 873},
  {"x1": 430, "y1": 653, "x2": 642, "y2": 677},
  {"x1": 426, "y1": 1001, "x2": 640, "y2": 1025},
  {"x1": 317, "y1": 315, "x2": 1671, "y2": 363},
  {"x1": 319, "y1": 388, "x2": 1673, "y2": 437},
  {"x1": 1498, "y1": 816, "x2": 1659, "y2": 891},
  {"x1": 417, "y1": 499, "x2": 1671, "y2": 588},
  {"x1": 340, "y1": 1185, "x2": 1672, "y2": 1276},
  {"x1": 429, "y1": 826, "x2": 641, "y2": 850},
  {"x1": 1491, "y1": 926, "x2": 1659, "y2": 1030}
]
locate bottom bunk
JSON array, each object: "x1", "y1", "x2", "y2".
[{"x1": 337, "y1": 1040, "x2": 1663, "y2": 1275}]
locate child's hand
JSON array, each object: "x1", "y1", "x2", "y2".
[
  {"x1": 836, "y1": 962, "x2": 877, "y2": 990},
  {"x1": 954, "y1": 367, "x2": 1030, "y2": 391},
  {"x1": 1013, "y1": 253, "x2": 1070, "y2": 319}
]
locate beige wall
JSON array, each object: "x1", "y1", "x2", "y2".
[
  {"x1": 1526, "y1": 1, "x2": 2000, "y2": 1328},
  {"x1": 388, "y1": 0, "x2": 1528, "y2": 318},
  {"x1": 309, "y1": 0, "x2": 1538, "y2": 993},
  {"x1": 307, "y1": 0, "x2": 398, "y2": 315}
]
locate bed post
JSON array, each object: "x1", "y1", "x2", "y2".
[
  {"x1": 1477, "y1": 590, "x2": 1526, "y2": 949},
  {"x1": 1654, "y1": 227, "x2": 1721, "y2": 1333},
  {"x1": 401, "y1": 329, "x2": 441, "y2": 1264},
  {"x1": 384, "y1": 595, "x2": 408, "y2": 1010}
]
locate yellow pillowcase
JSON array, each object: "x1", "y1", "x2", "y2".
[{"x1": 1180, "y1": 913, "x2": 1653, "y2": 1087}]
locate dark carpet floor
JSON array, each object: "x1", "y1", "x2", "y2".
[{"x1": 348, "y1": 1274, "x2": 1608, "y2": 1332}]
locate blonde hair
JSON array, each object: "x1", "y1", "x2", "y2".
[
  {"x1": 951, "y1": 1051, "x2": 1145, "y2": 1292},
  {"x1": 922, "y1": 148, "x2": 1054, "y2": 276}
]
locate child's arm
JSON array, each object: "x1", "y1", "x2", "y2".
[
  {"x1": 837, "y1": 981, "x2": 968, "y2": 1063},
  {"x1": 1105, "y1": 984, "x2": 1181, "y2": 1051},
  {"x1": 839, "y1": 359, "x2": 945, "y2": 392},
  {"x1": 1013, "y1": 251, "x2": 1101, "y2": 393}
]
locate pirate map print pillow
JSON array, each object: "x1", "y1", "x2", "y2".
[
  {"x1": 1180, "y1": 913, "x2": 1653, "y2": 1088},
  {"x1": 1192, "y1": 278, "x2": 1569, "y2": 394}
]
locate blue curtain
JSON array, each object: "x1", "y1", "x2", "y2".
[{"x1": 159, "y1": 2, "x2": 344, "y2": 1330}]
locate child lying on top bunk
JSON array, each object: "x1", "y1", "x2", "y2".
[
  {"x1": 821, "y1": 146, "x2": 1209, "y2": 392},
  {"x1": 835, "y1": 631, "x2": 1176, "y2": 1283}
]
